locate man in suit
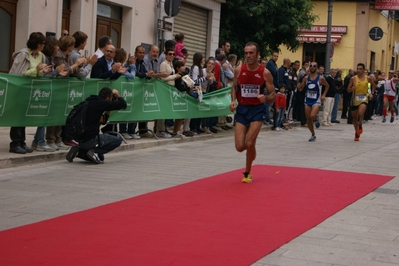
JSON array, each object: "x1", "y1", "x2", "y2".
[{"x1": 90, "y1": 44, "x2": 127, "y2": 79}]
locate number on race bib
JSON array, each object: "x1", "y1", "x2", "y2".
[
  {"x1": 307, "y1": 91, "x2": 317, "y2": 99},
  {"x1": 241, "y1": 85, "x2": 260, "y2": 98},
  {"x1": 356, "y1": 94, "x2": 367, "y2": 101}
]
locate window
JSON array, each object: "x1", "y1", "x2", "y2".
[
  {"x1": 0, "y1": 0, "x2": 17, "y2": 73},
  {"x1": 96, "y1": 2, "x2": 122, "y2": 48}
]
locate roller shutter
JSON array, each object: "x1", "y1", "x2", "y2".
[{"x1": 173, "y1": 2, "x2": 208, "y2": 67}]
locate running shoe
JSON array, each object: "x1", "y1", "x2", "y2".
[
  {"x1": 390, "y1": 116, "x2": 394, "y2": 123},
  {"x1": 86, "y1": 150, "x2": 104, "y2": 164},
  {"x1": 241, "y1": 173, "x2": 253, "y2": 183},
  {"x1": 354, "y1": 134, "x2": 360, "y2": 141},
  {"x1": 382, "y1": 118, "x2": 386, "y2": 123},
  {"x1": 308, "y1": 135, "x2": 316, "y2": 142},
  {"x1": 358, "y1": 125, "x2": 363, "y2": 135},
  {"x1": 66, "y1": 146, "x2": 79, "y2": 162},
  {"x1": 315, "y1": 119, "x2": 320, "y2": 129}
]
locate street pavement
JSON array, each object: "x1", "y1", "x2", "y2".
[{"x1": 0, "y1": 116, "x2": 398, "y2": 265}]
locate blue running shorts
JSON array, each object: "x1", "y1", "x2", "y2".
[{"x1": 235, "y1": 104, "x2": 265, "y2": 127}]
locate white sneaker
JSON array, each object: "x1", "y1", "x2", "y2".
[
  {"x1": 131, "y1": 134, "x2": 141, "y2": 140},
  {"x1": 47, "y1": 143, "x2": 60, "y2": 150},
  {"x1": 56, "y1": 142, "x2": 69, "y2": 150},
  {"x1": 157, "y1": 131, "x2": 172, "y2": 138},
  {"x1": 275, "y1": 127, "x2": 282, "y2": 131},
  {"x1": 121, "y1": 133, "x2": 133, "y2": 139},
  {"x1": 172, "y1": 132, "x2": 184, "y2": 138},
  {"x1": 36, "y1": 144, "x2": 56, "y2": 152}
]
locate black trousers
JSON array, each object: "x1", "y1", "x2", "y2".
[{"x1": 9, "y1": 127, "x2": 26, "y2": 148}]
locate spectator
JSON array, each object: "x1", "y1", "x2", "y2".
[
  {"x1": 275, "y1": 84, "x2": 287, "y2": 131},
  {"x1": 69, "y1": 31, "x2": 98, "y2": 80},
  {"x1": 159, "y1": 48, "x2": 181, "y2": 137},
  {"x1": 143, "y1": 45, "x2": 170, "y2": 137},
  {"x1": 174, "y1": 33, "x2": 185, "y2": 59},
  {"x1": 8, "y1": 32, "x2": 52, "y2": 154},
  {"x1": 114, "y1": 48, "x2": 140, "y2": 140},
  {"x1": 42, "y1": 36, "x2": 69, "y2": 151},
  {"x1": 172, "y1": 59, "x2": 193, "y2": 137},
  {"x1": 90, "y1": 44, "x2": 127, "y2": 79},
  {"x1": 94, "y1": 36, "x2": 112, "y2": 59}
]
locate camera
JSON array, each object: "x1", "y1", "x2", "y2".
[{"x1": 112, "y1": 94, "x2": 118, "y2": 101}]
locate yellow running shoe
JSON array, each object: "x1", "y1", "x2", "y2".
[{"x1": 241, "y1": 173, "x2": 253, "y2": 183}]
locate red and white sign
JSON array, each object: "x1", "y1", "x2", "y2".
[
  {"x1": 300, "y1": 25, "x2": 347, "y2": 34},
  {"x1": 374, "y1": 0, "x2": 399, "y2": 10},
  {"x1": 296, "y1": 33, "x2": 342, "y2": 44}
]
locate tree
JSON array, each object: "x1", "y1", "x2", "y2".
[{"x1": 220, "y1": 0, "x2": 318, "y2": 59}]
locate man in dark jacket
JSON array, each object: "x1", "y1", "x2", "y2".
[
  {"x1": 66, "y1": 87, "x2": 127, "y2": 164},
  {"x1": 266, "y1": 52, "x2": 279, "y2": 128}
]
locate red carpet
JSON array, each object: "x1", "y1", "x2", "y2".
[{"x1": 0, "y1": 165, "x2": 393, "y2": 265}]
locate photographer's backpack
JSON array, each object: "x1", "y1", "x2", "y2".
[{"x1": 64, "y1": 101, "x2": 89, "y2": 141}]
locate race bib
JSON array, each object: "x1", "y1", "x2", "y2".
[
  {"x1": 356, "y1": 94, "x2": 367, "y2": 101},
  {"x1": 306, "y1": 90, "x2": 317, "y2": 99},
  {"x1": 241, "y1": 85, "x2": 260, "y2": 97}
]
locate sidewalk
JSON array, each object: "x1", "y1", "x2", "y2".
[{"x1": 1, "y1": 119, "x2": 292, "y2": 168}]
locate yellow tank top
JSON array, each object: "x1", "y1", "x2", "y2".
[{"x1": 353, "y1": 75, "x2": 369, "y2": 106}]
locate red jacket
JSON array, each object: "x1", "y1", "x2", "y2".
[{"x1": 275, "y1": 92, "x2": 287, "y2": 109}]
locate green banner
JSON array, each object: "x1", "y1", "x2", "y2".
[{"x1": 0, "y1": 73, "x2": 233, "y2": 127}]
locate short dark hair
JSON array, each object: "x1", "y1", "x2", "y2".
[
  {"x1": 245, "y1": 42, "x2": 259, "y2": 54},
  {"x1": 173, "y1": 59, "x2": 185, "y2": 72},
  {"x1": 215, "y1": 48, "x2": 223, "y2": 57},
  {"x1": 72, "y1": 31, "x2": 88, "y2": 48},
  {"x1": 221, "y1": 40, "x2": 230, "y2": 47},
  {"x1": 216, "y1": 54, "x2": 227, "y2": 61},
  {"x1": 357, "y1": 63, "x2": 365, "y2": 69},
  {"x1": 99, "y1": 87, "x2": 113, "y2": 99},
  {"x1": 26, "y1": 32, "x2": 46, "y2": 50},
  {"x1": 98, "y1": 36, "x2": 111, "y2": 49},
  {"x1": 135, "y1": 45, "x2": 145, "y2": 53},
  {"x1": 164, "y1": 40, "x2": 176, "y2": 50},
  {"x1": 181, "y1": 48, "x2": 188, "y2": 56}
]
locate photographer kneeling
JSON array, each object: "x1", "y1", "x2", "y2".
[{"x1": 66, "y1": 87, "x2": 127, "y2": 164}]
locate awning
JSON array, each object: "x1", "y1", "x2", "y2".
[{"x1": 296, "y1": 33, "x2": 342, "y2": 44}]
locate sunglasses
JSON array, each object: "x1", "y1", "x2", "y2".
[
  {"x1": 63, "y1": 33, "x2": 69, "y2": 36},
  {"x1": 309, "y1": 65, "x2": 317, "y2": 67},
  {"x1": 167, "y1": 53, "x2": 175, "y2": 56}
]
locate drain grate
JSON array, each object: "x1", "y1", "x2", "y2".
[{"x1": 374, "y1": 188, "x2": 399, "y2": 195}]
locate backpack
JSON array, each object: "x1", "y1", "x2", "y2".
[{"x1": 64, "y1": 100, "x2": 89, "y2": 141}]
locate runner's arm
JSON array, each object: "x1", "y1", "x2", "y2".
[
  {"x1": 230, "y1": 66, "x2": 241, "y2": 112},
  {"x1": 263, "y1": 68, "x2": 276, "y2": 103},
  {"x1": 347, "y1": 76, "x2": 355, "y2": 92}
]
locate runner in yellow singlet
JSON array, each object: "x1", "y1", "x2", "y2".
[{"x1": 347, "y1": 63, "x2": 375, "y2": 141}]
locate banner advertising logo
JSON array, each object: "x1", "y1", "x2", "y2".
[
  {"x1": 0, "y1": 77, "x2": 9, "y2": 116},
  {"x1": 65, "y1": 81, "x2": 85, "y2": 115},
  {"x1": 170, "y1": 90, "x2": 188, "y2": 112},
  {"x1": 143, "y1": 83, "x2": 160, "y2": 112},
  {"x1": 119, "y1": 82, "x2": 134, "y2": 113},
  {"x1": 26, "y1": 80, "x2": 52, "y2": 116}
]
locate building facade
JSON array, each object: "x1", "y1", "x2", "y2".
[
  {"x1": 0, "y1": 0, "x2": 225, "y2": 73},
  {"x1": 278, "y1": 0, "x2": 399, "y2": 74}
]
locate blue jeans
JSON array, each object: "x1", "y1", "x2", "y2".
[
  {"x1": 264, "y1": 102, "x2": 271, "y2": 122},
  {"x1": 33, "y1": 127, "x2": 46, "y2": 146},
  {"x1": 331, "y1": 93, "x2": 341, "y2": 121},
  {"x1": 276, "y1": 108, "x2": 285, "y2": 127},
  {"x1": 119, "y1": 122, "x2": 137, "y2": 134},
  {"x1": 78, "y1": 133, "x2": 122, "y2": 161}
]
